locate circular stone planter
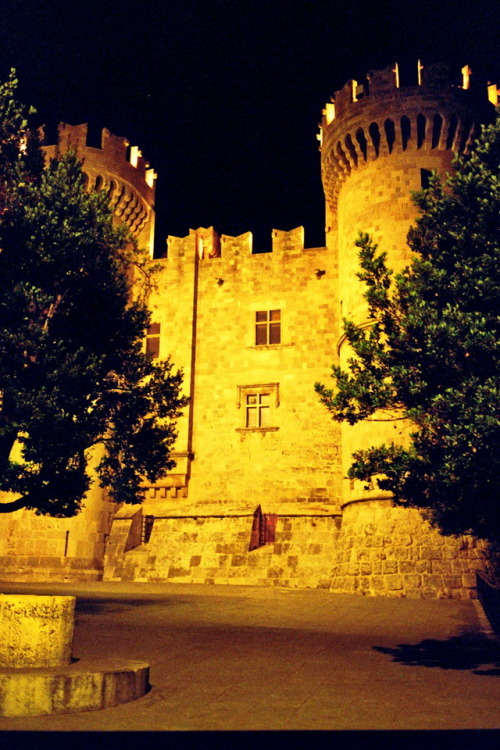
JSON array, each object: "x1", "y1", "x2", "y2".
[
  {"x1": 0, "y1": 594, "x2": 150, "y2": 717},
  {"x1": 0, "y1": 594, "x2": 75, "y2": 668},
  {"x1": 0, "y1": 659, "x2": 149, "y2": 717}
]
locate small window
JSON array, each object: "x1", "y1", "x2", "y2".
[
  {"x1": 146, "y1": 322, "x2": 160, "y2": 358},
  {"x1": 246, "y1": 393, "x2": 271, "y2": 428},
  {"x1": 237, "y1": 383, "x2": 280, "y2": 432},
  {"x1": 420, "y1": 169, "x2": 433, "y2": 189},
  {"x1": 255, "y1": 310, "x2": 281, "y2": 345}
]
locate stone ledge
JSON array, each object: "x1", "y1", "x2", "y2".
[{"x1": 0, "y1": 659, "x2": 149, "y2": 717}]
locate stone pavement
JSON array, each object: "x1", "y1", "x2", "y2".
[{"x1": 0, "y1": 580, "x2": 499, "y2": 731}]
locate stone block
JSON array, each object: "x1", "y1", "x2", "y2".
[
  {"x1": 431, "y1": 560, "x2": 452, "y2": 574},
  {"x1": 420, "y1": 547, "x2": 442, "y2": 560},
  {"x1": 382, "y1": 560, "x2": 398, "y2": 574},
  {"x1": 405, "y1": 588, "x2": 424, "y2": 599},
  {"x1": 230, "y1": 555, "x2": 247, "y2": 567},
  {"x1": 393, "y1": 547, "x2": 410, "y2": 560},
  {"x1": 399, "y1": 561, "x2": 416, "y2": 573},
  {"x1": 167, "y1": 567, "x2": 191, "y2": 578},
  {"x1": 461, "y1": 573, "x2": 477, "y2": 589},
  {"x1": 422, "y1": 574, "x2": 443, "y2": 588},
  {"x1": 386, "y1": 575, "x2": 403, "y2": 590},
  {"x1": 415, "y1": 560, "x2": 431, "y2": 573},
  {"x1": 403, "y1": 574, "x2": 422, "y2": 588},
  {"x1": 442, "y1": 575, "x2": 462, "y2": 589}
]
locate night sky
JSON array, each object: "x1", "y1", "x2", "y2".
[{"x1": 1, "y1": 0, "x2": 499, "y2": 255}]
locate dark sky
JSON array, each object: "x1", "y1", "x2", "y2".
[{"x1": 1, "y1": 0, "x2": 499, "y2": 254}]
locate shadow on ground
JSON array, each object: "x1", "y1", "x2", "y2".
[
  {"x1": 75, "y1": 598, "x2": 192, "y2": 615},
  {"x1": 373, "y1": 632, "x2": 500, "y2": 675}
]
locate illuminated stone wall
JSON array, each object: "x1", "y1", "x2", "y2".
[
  {"x1": 103, "y1": 507, "x2": 341, "y2": 588},
  {"x1": 0, "y1": 63, "x2": 497, "y2": 595},
  {"x1": 145, "y1": 226, "x2": 342, "y2": 510}
]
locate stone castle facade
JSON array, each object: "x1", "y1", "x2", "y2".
[{"x1": 0, "y1": 62, "x2": 497, "y2": 597}]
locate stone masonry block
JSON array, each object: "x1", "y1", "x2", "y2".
[
  {"x1": 403, "y1": 574, "x2": 422, "y2": 588},
  {"x1": 230, "y1": 555, "x2": 247, "y2": 567},
  {"x1": 442, "y1": 575, "x2": 462, "y2": 589},
  {"x1": 420, "y1": 548, "x2": 442, "y2": 560},
  {"x1": 461, "y1": 573, "x2": 476, "y2": 589},
  {"x1": 382, "y1": 560, "x2": 398, "y2": 574},
  {"x1": 386, "y1": 575, "x2": 403, "y2": 590}
]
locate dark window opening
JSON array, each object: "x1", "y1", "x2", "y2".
[
  {"x1": 255, "y1": 310, "x2": 281, "y2": 346},
  {"x1": 420, "y1": 169, "x2": 433, "y2": 189},
  {"x1": 86, "y1": 122, "x2": 103, "y2": 149},
  {"x1": 146, "y1": 322, "x2": 160, "y2": 358}
]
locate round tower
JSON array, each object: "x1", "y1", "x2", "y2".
[
  {"x1": 320, "y1": 62, "x2": 497, "y2": 597},
  {"x1": 43, "y1": 123, "x2": 157, "y2": 255},
  {"x1": 0, "y1": 125, "x2": 157, "y2": 584}
]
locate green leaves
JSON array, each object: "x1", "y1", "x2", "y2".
[
  {"x1": 0, "y1": 75, "x2": 186, "y2": 516},
  {"x1": 317, "y1": 112, "x2": 500, "y2": 541}
]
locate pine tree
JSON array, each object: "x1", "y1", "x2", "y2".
[
  {"x1": 316, "y1": 112, "x2": 500, "y2": 542},
  {"x1": 0, "y1": 71, "x2": 187, "y2": 516}
]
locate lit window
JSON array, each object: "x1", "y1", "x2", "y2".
[
  {"x1": 255, "y1": 310, "x2": 281, "y2": 345},
  {"x1": 146, "y1": 322, "x2": 160, "y2": 358},
  {"x1": 236, "y1": 383, "x2": 280, "y2": 432},
  {"x1": 246, "y1": 392, "x2": 271, "y2": 428}
]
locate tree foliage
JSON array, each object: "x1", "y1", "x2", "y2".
[
  {"x1": 0, "y1": 71, "x2": 187, "y2": 516},
  {"x1": 316, "y1": 111, "x2": 500, "y2": 541}
]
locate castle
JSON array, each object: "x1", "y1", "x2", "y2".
[{"x1": 0, "y1": 62, "x2": 497, "y2": 597}]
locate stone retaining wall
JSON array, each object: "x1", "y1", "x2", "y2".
[
  {"x1": 330, "y1": 500, "x2": 489, "y2": 598},
  {"x1": 103, "y1": 513, "x2": 340, "y2": 588}
]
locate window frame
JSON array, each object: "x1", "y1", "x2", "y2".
[
  {"x1": 236, "y1": 383, "x2": 280, "y2": 433},
  {"x1": 145, "y1": 322, "x2": 161, "y2": 359},
  {"x1": 255, "y1": 309, "x2": 281, "y2": 346}
]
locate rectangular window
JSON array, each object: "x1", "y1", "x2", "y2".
[
  {"x1": 246, "y1": 392, "x2": 271, "y2": 428},
  {"x1": 237, "y1": 383, "x2": 279, "y2": 432},
  {"x1": 255, "y1": 310, "x2": 281, "y2": 345},
  {"x1": 146, "y1": 322, "x2": 160, "y2": 358}
]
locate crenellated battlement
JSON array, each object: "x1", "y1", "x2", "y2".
[
  {"x1": 43, "y1": 123, "x2": 157, "y2": 188},
  {"x1": 165, "y1": 226, "x2": 321, "y2": 260},
  {"x1": 320, "y1": 62, "x2": 497, "y2": 215},
  {"x1": 43, "y1": 123, "x2": 156, "y2": 252}
]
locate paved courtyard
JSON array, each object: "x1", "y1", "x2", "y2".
[{"x1": 0, "y1": 581, "x2": 499, "y2": 731}]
